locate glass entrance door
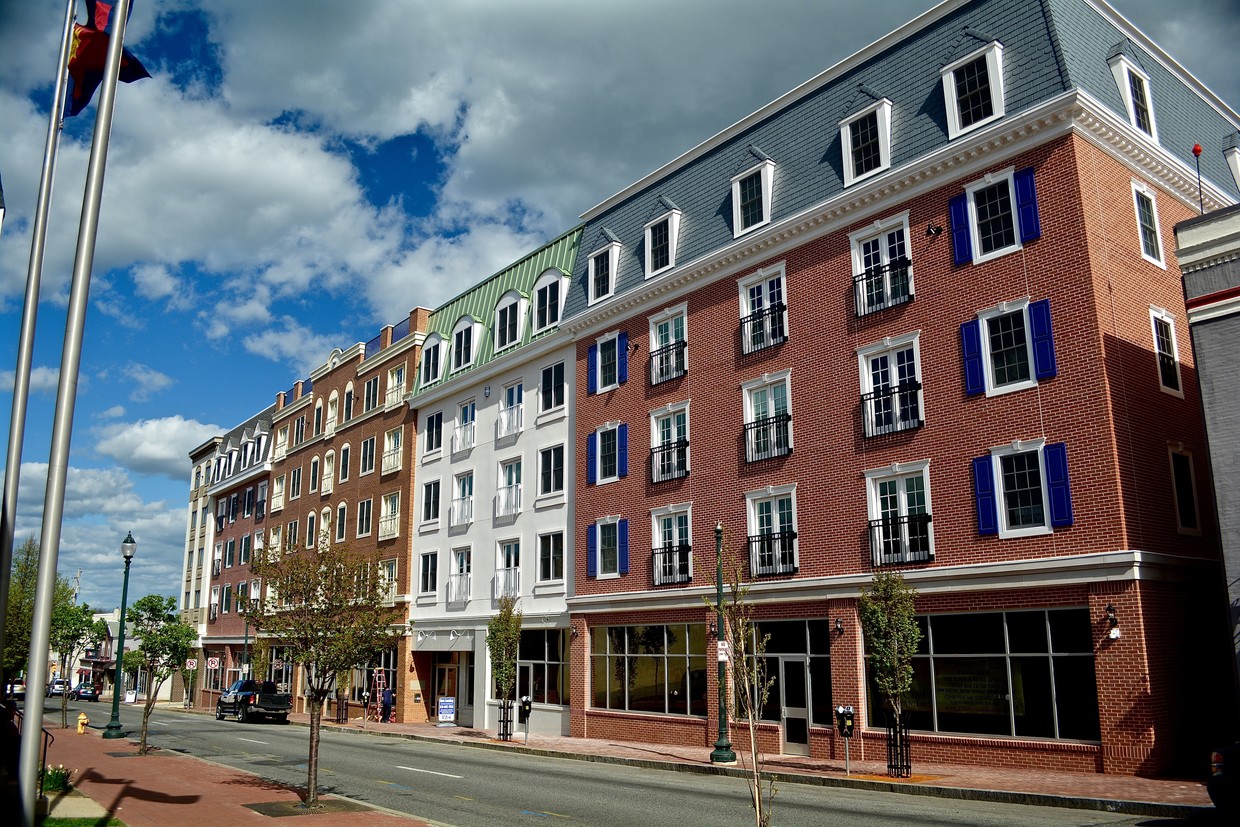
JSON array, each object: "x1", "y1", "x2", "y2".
[
  {"x1": 780, "y1": 657, "x2": 810, "y2": 756},
  {"x1": 434, "y1": 661, "x2": 457, "y2": 722}
]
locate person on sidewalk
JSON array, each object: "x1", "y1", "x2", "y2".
[{"x1": 380, "y1": 687, "x2": 394, "y2": 723}]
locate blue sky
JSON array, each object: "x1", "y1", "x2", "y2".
[{"x1": 1, "y1": 0, "x2": 1238, "y2": 613}]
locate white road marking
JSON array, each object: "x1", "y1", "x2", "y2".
[
  {"x1": 151, "y1": 721, "x2": 169, "y2": 726},
  {"x1": 397, "y1": 765, "x2": 462, "y2": 779},
  {"x1": 238, "y1": 737, "x2": 269, "y2": 745}
]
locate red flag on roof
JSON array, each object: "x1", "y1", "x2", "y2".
[{"x1": 66, "y1": 0, "x2": 150, "y2": 117}]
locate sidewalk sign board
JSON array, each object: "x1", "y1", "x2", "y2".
[{"x1": 437, "y1": 696, "x2": 456, "y2": 727}]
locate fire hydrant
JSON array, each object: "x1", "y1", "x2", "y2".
[{"x1": 77, "y1": 712, "x2": 89, "y2": 734}]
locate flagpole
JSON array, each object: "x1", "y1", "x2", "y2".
[
  {"x1": 0, "y1": 0, "x2": 75, "y2": 701},
  {"x1": 19, "y1": 1, "x2": 134, "y2": 822}
]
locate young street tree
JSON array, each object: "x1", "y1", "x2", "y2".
[
  {"x1": 858, "y1": 570, "x2": 922, "y2": 776},
  {"x1": 245, "y1": 536, "x2": 404, "y2": 809},
  {"x1": 126, "y1": 595, "x2": 196, "y2": 754},
  {"x1": 485, "y1": 594, "x2": 522, "y2": 740},
  {"x1": 49, "y1": 602, "x2": 107, "y2": 728},
  {"x1": 4, "y1": 537, "x2": 75, "y2": 691}
]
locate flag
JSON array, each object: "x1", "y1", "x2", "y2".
[{"x1": 66, "y1": 0, "x2": 149, "y2": 117}]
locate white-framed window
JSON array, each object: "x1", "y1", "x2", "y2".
[
  {"x1": 313, "y1": 401, "x2": 323, "y2": 436},
  {"x1": 294, "y1": 415, "x2": 306, "y2": 445},
  {"x1": 335, "y1": 503, "x2": 347, "y2": 542},
  {"x1": 965, "y1": 168, "x2": 1021, "y2": 263},
  {"x1": 651, "y1": 502, "x2": 692, "y2": 586},
  {"x1": 339, "y1": 444, "x2": 350, "y2": 482},
  {"x1": 382, "y1": 426, "x2": 403, "y2": 474},
  {"x1": 858, "y1": 332, "x2": 924, "y2": 437},
  {"x1": 448, "y1": 547, "x2": 471, "y2": 603},
  {"x1": 649, "y1": 304, "x2": 687, "y2": 385},
  {"x1": 738, "y1": 263, "x2": 788, "y2": 354},
  {"x1": 533, "y1": 268, "x2": 566, "y2": 332},
  {"x1": 305, "y1": 511, "x2": 316, "y2": 548},
  {"x1": 425, "y1": 411, "x2": 443, "y2": 455},
  {"x1": 745, "y1": 484, "x2": 798, "y2": 576},
  {"x1": 865, "y1": 460, "x2": 933, "y2": 566},
  {"x1": 498, "y1": 382, "x2": 523, "y2": 439},
  {"x1": 588, "y1": 241, "x2": 621, "y2": 305},
  {"x1": 451, "y1": 472, "x2": 474, "y2": 527},
  {"x1": 496, "y1": 539, "x2": 520, "y2": 599},
  {"x1": 451, "y1": 316, "x2": 478, "y2": 372},
  {"x1": 363, "y1": 377, "x2": 380, "y2": 412},
  {"x1": 1109, "y1": 53, "x2": 1157, "y2": 139},
  {"x1": 309, "y1": 457, "x2": 320, "y2": 493},
  {"x1": 421, "y1": 335, "x2": 443, "y2": 384},
  {"x1": 840, "y1": 98, "x2": 893, "y2": 187},
  {"x1": 592, "y1": 331, "x2": 624, "y2": 393},
  {"x1": 360, "y1": 436, "x2": 376, "y2": 475},
  {"x1": 988, "y1": 439, "x2": 1049, "y2": 538},
  {"x1": 289, "y1": 467, "x2": 302, "y2": 499},
  {"x1": 356, "y1": 498, "x2": 373, "y2": 538},
  {"x1": 419, "y1": 551, "x2": 438, "y2": 595},
  {"x1": 942, "y1": 41, "x2": 1005, "y2": 139},
  {"x1": 587, "y1": 515, "x2": 627, "y2": 578},
  {"x1": 1150, "y1": 306, "x2": 1182, "y2": 396},
  {"x1": 743, "y1": 370, "x2": 792, "y2": 462},
  {"x1": 497, "y1": 458, "x2": 522, "y2": 518},
  {"x1": 538, "y1": 444, "x2": 564, "y2": 496},
  {"x1": 851, "y1": 213, "x2": 912, "y2": 315},
  {"x1": 963, "y1": 297, "x2": 1057, "y2": 397},
  {"x1": 731, "y1": 158, "x2": 775, "y2": 237},
  {"x1": 1168, "y1": 446, "x2": 1200, "y2": 534},
  {"x1": 326, "y1": 392, "x2": 338, "y2": 433},
  {"x1": 343, "y1": 383, "x2": 354, "y2": 421},
  {"x1": 650, "y1": 401, "x2": 689, "y2": 483},
  {"x1": 421, "y1": 479, "x2": 441, "y2": 524},
  {"x1": 587, "y1": 421, "x2": 627, "y2": 485},
  {"x1": 380, "y1": 558, "x2": 399, "y2": 603},
  {"x1": 495, "y1": 291, "x2": 525, "y2": 351},
  {"x1": 379, "y1": 492, "x2": 400, "y2": 540},
  {"x1": 386, "y1": 363, "x2": 406, "y2": 408},
  {"x1": 540, "y1": 362, "x2": 565, "y2": 412},
  {"x1": 221, "y1": 583, "x2": 232, "y2": 614},
  {"x1": 1132, "y1": 180, "x2": 1164, "y2": 267},
  {"x1": 322, "y1": 452, "x2": 335, "y2": 495},
  {"x1": 644, "y1": 208, "x2": 682, "y2": 277},
  {"x1": 537, "y1": 531, "x2": 564, "y2": 583},
  {"x1": 454, "y1": 400, "x2": 476, "y2": 453},
  {"x1": 275, "y1": 425, "x2": 289, "y2": 459},
  {"x1": 271, "y1": 475, "x2": 285, "y2": 512}
]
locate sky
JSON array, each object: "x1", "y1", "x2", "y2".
[{"x1": 1, "y1": 0, "x2": 1238, "y2": 614}]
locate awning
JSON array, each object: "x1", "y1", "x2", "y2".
[{"x1": 413, "y1": 630, "x2": 475, "y2": 652}]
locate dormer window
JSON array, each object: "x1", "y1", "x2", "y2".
[
  {"x1": 421, "y1": 335, "x2": 442, "y2": 384},
  {"x1": 942, "y1": 41, "x2": 1005, "y2": 139},
  {"x1": 451, "y1": 317, "x2": 478, "y2": 372},
  {"x1": 840, "y1": 98, "x2": 893, "y2": 187},
  {"x1": 588, "y1": 241, "x2": 621, "y2": 305},
  {"x1": 731, "y1": 159, "x2": 775, "y2": 237},
  {"x1": 644, "y1": 207, "x2": 682, "y2": 278},
  {"x1": 533, "y1": 268, "x2": 565, "y2": 332},
  {"x1": 495, "y1": 291, "x2": 525, "y2": 351},
  {"x1": 1109, "y1": 53, "x2": 1157, "y2": 139}
]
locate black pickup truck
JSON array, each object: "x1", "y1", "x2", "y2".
[{"x1": 215, "y1": 679, "x2": 293, "y2": 723}]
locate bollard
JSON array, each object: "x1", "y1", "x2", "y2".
[{"x1": 77, "y1": 712, "x2": 89, "y2": 734}]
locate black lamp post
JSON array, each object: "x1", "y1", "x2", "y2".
[
  {"x1": 102, "y1": 531, "x2": 136, "y2": 739},
  {"x1": 710, "y1": 522, "x2": 736, "y2": 764}
]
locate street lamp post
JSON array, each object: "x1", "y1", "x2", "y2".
[
  {"x1": 710, "y1": 522, "x2": 736, "y2": 764},
  {"x1": 102, "y1": 531, "x2": 136, "y2": 740}
]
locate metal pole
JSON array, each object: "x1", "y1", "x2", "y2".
[
  {"x1": 19, "y1": 5, "x2": 134, "y2": 820},
  {"x1": 243, "y1": 620, "x2": 249, "y2": 675},
  {"x1": 710, "y1": 522, "x2": 735, "y2": 764},
  {"x1": 102, "y1": 555, "x2": 132, "y2": 738},
  {"x1": 0, "y1": 0, "x2": 74, "y2": 699}
]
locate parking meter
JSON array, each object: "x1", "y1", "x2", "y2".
[
  {"x1": 836, "y1": 705, "x2": 855, "y2": 738},
  {"x1": 519, "y1": 696, "x2": 533, "y2": 723}
]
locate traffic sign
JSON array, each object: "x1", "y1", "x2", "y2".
[
  {"x1": 207, "y1": 657, "x2": 220, "y2": 670},
  {"x1": 185, "y1": 658, "x2": 198, "y2": 670}
]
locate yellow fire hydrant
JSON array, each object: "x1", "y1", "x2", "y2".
[{"x1": 77, "y1": 712, "x2": 89, "y2": 734}]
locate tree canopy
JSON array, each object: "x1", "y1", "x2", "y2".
[
  {"x1": 4, "y1": 537, "x2": 75, "y2": 684},
  {"x1": 126, "y1": 594, "x2": 196, "y2": 753},
  {"x1": 858, "y1": 570, "x2": 922, "y2": 722}
]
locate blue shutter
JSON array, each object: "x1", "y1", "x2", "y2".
[
  {"x1": 961, "y1": 320, "x2": 985, "y2": 396},
  {"x1": 949, "y1": 193, "x2": 972, "y2": 265},
  {"x1": 587, "y1": 345, "x2": 598, "y2": 394},
  {"x1": 618, "y1": 519, "x2": 630, "y2": 575},
  {"x1": 586, "y1": 433, "x2": 597, "y2": 485},
  {"x1": 1028, "y1": 299, "x2": 1057, "y2": 380},
  {"x1": 617, "y1": 332, "x2": 629, "y2": 384},
  {"x1": 1014, "y1": 167, "x2": 1041, "y2": 243},
  {"x1": 1044, "y1": 442, "x2": 1074, "y2": 528},
  {"x1": 586, "y1": 525, "x2": 597, "y2": 578},
  {"x1": 618, "y1": 424, "x2": 629, "y2": 478},
  {"x1": 972, "y1": 456, "x2": 999, "y2": 535}
]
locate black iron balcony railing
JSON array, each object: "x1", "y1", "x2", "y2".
[
  {"x1": 744, "y1": 414, "x2": 792, "y2": 462},
  {"x1": 740, "y1": 303, "x2": 788, "y2": 354},
  {"x1": 652, "y1": 544, "x2": 692, "y2": 586},
  {"x1": 748, "y1": 531, "x2": 797, "y2": 577},
  {"x1": 649, "y1": 340, "x2": 688, "y2": 384},
  {"x1": 853, "y1": 257, "x2": 912, "y2": 317},
  {"x1": 650, "y1": 440, "x2": 689, "y2": 483},
  {"x1": 868, "y1": 513, "x2": 933, "y2": 567},
  {"x1": 211, "y1": 559, "x2": 222, "y2": 577},
  {"x1": 861, "y1": 380, "x2": 923, "y2": 437}
]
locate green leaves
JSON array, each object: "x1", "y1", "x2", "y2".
[
  {"x1": 486, "y1": 594, "x2": 522, "y2": 702},
  {"x1": 858, "y1": 570, "x2": 922, "y2": 720}
]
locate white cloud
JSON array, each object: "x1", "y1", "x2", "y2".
[
  {"x1": 242, "y1": 316, "x2": 348, "y2": 377},
  {"x1": 123, "y1": 363, "x2": 175, "y2": 402},
  {"x1": 100, "y1": 405, "x2": 126, "y2": 418},
  {"x1": 94, "y1": 416, "x2": 221, "y2": 478},
  {"x1": 0, "y1": 365, "x2": 61, "y2": 394}
]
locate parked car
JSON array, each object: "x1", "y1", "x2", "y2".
[
  {"x1": 1210, "y1": 741, "x2": 1239, "y2": 814},
  {"x1": 215, "y1": 679, "x2": 292, "y2": 723},
  {"x1": 69, "y1": 682, "x2": 99, "y2": 702},
  {"x1": 3, "y1": 679, "x2": 24, "y2": 698},
  {"x1": 46, "y1": 679, "x2": 70, "y2": 697}
]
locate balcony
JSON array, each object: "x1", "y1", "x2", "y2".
[
  {"x1": 744, "y1": 414, "x2": 792, "y2": 462},
  {"x1": 494, "y1": 566, "x2": 520, "y2": 599},
  {"x1": 652, "y1": 544, "x2": 692, "y2": 586},
  {"x1": 861, "y1": 380, "x2": 923, "y2": 437},
  {"x1": 274, "y1": 442, "x2": 288, "y2": 461},
  {"x1": 497, "y1": 406, "x2": 523, "y2": 440},
  {"x1": 853, "y1": 257, "x2": 913, "y2": 317},
  {"x1": 385, "y1": 385, "x2": 406, "y2": 409},
  {"x1": 211, "y1": 559, "x2": 222, "y2": 577},
  {"x1": 649, "y1": 340, "x2": 687, "y2": 385},
  {"x1": 208, "y1": 604, "x2": 218, "y2": 622},
  {"x1": 869, "y1": 513, "x2": 933, "y2": 567},
  {"x1": 452, "y1": 423, "x2": 476, "y2": 454},
  {"x1": 447, "y1": 572, "x2": 470, "y2": 604},
  {"x1": 380, "y1": 578, "x2": 398, "y2": 607},
  {"x1": 382, "y1": 447, "x2": 402, "y2": 475},
  {"x1": 495, "y1": 484, "x2": 521, "y2": 519},
  {"x1": 450, "y1": 497, "x2": 473, "y2": 528},
  {"x1": 321, "y1": 476, "x2": 334, "y2": 495},
  {"x1": 378, "y1": 512, "x2": 400, "y2": 541},
  {"x1": 650, "y1": 441, "x2": 689, "y2": 483},
  {"x1": 270, "y1": 493, "x2": 284, "y2": 512},
  {"x1": 324, "y1": 417, "x2": 336, "y2": 438},
  {"x1": 740, "y1": 303, "x2": 788, "y2": 355},
  {"x1": 748, "y1": 531, "x2": 797, "y2": 577}
]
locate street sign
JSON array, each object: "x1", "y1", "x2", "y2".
[
  {"x1": 716, "y1": 640, "x2": 730, "y2": 662},
  {"x1": 207, "y1": 657, "x2": 220, "y2": 670},
  {"x1": 185, "y1": 658, "x2": 197, "y2": 670},
  {"x1": 437, "y1": 696, "x2": 456, "y2": 724}
]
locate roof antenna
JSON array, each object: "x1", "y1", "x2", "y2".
[{"x1": 1192, "y1": 143, "x2": 1204, "y2": 214}]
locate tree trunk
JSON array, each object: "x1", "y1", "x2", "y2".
[
  {"x1": 306, "y1": 695, "x2": 322, "y2": 809},
  {"x1": 140, "y1": 691, "x2": 160, "y2": 754}
]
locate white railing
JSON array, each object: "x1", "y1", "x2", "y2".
[
  {"x1": 495, "y1": 484, "x2": 521, "y2": 518},
  {"x1": 496, "y1": 406, "x2": 523, "y2": 440},
  {"x1": 448, "y1": 573, "x2": 470, "y2": 604},
  {"x1": 494, "y1": 566, "x2": 520, "y2": 599},
  {"x1": 453, "y1": 423, "x2": 476, "y2": 454},
  {"x1": 385, "y1": 385, "x2": 405, "y2": 409},
  {"x1": 378, "y1": 512, "x2": 400, "y2": 540},
  {"x1": 382, "y1": 447, "x2": 402, "y2": 474},
  {"x1": 270, "y1": 493, "x2": 284, "y2": 512},
  {"x1": 450, "y1": 497, "x2": 473, "y2": 527},
  {"x1": 321, "y1": 477, "x2": 333, "y2": 496}
]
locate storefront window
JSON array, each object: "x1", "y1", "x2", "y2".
[
  {"x1": 496, "y1": 629, "x2": 570, "y2": 705},
  {"x1": 590, "y1": 624, "x2": 707, "y2": 716}
]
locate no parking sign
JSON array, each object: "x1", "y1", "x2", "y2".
[{"x1": 207, "y1": 657, "x2": 220, "y2": 670}]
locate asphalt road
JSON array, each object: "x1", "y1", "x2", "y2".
[{"x1": 35, "y1": 700, "x2": 1219, "y2": 827}]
